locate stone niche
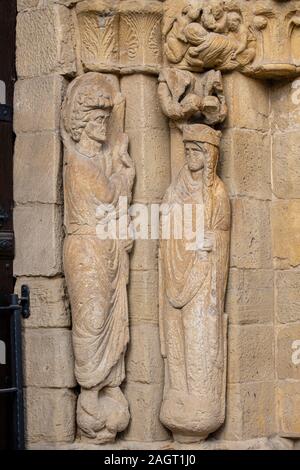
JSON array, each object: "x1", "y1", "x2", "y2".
[{"x1": 14, "y1": 0, "x2": 300, "y2": 450}]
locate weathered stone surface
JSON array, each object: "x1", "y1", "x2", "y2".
[
  {"x1": 220, "y1": 129, "x2": 271, "y2": 200},
  {"x1": 123, "y1": 382, "x2": 169, "y2": 442},
  {"x1": 231, "y1": 199, "x2": 272, "y2": 269},
  {"x1": 218, "y1": 382, "x2": 275, "y2": 440},
  {"x1": 25, "y1": 387, "x2": 76, "y2": 443},
  {"x1": 276, "y1": 325, "x2": 300, "y2": 380},
  {"x1": 277, "y1": 382, "x2": 300, "y2": 438},
  {"x1": 272, "y1": 131, "x2": 300, "y2": 199},
  {"x1": 226, "y1": 269, "x2": 274, "y2": 325},
  {"x1": 17, "y1": 5, "x2": 76, "y2": 78},
  {"x1": 128, "y1": 270, "x2": 159, "y2": 324},
  {"x1": 228, "y1": 325, "x2": 274, "y2": 383},
  {"x1": 15, "y1": 276, "x2": 70, "y2": 328},
  {"x1": 275, "y1": 271, "x2": 300, "y2": 324},
  {"x1": 18, "y1": 0, "x2": 39, "y2": 10},
  {"x1": 121, "y1": 74, "x2": 168, "y2": 131},
  {"x1": 130, "y1": 239, "x2": 158, "y2": 271},
  {"x1": 23, "y1": 328, "x2": 76, "y2": 388},
  {"x1": 128, "y1": 128, "x2": 170, "y2": 203},
  {"x1": 271, "y1": 80, "x2": 300, "y2": 133},
  {"x1": 126, "y1": 323, "x2": 163, "y2": 384},
  {"x1": 157, "y1": 124, "x2": 230, "y2": 442},
  {"x1": 62, "y1": 73, "x2": 134, "y2": 444},
  {"x1": 14, "y1": 132, "x2": 62, "y2": 204},
  {"x1": 223, "y1": 73, "x2": 269, "y2": 132},
  {"x1": 14, "y1": 75, "x2": 67, "y2": 133},
  {"x1": 272, "y1": 201, "x2": 300, "y2": 269},
  {"x1": 14, "y1": 204, "x2": 63, "y2": 276}
]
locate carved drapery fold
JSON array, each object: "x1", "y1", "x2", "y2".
[
  {"x1": 158, "y1": 67, "x2": 230, "y2": 442},
  {"x1": 62, "y1": 72, "x2": 135, "y2": 444}
]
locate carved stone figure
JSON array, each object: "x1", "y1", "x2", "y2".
[
  {"x1": 159, "y1": 124, "x2": 230, "y2": 443},
  {"x1": 158, "y1": 67, "x2": 227, "y2": 126},
  {"x1": 61, "y1": 72, "x2": 135, "y2": 444},
  {"x1": 164, "y1": 0, "x2": 256, "y2": 72}
]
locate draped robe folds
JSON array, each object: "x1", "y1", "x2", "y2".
[
  {"x1": 159, "y1": 165, "x2": 230, "y2": 439},
  {"x1": 63, "y1": 144, "x2": 132, "y2": 390}
]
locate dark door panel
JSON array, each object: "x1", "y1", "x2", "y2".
[{"x1": 0, "y1": 0, "x2": 17, "y2": 450}]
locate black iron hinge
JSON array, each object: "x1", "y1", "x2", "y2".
[
  {"x1": 0, "y1": 286, "x2": 30, "y2": 318},
  {"x1": 0, "y1": 104, "x2": 12, "y2": 123}
]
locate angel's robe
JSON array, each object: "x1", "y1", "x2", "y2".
[{"x1": 63, "y1": 143, "x2": 132, "y2": 390}]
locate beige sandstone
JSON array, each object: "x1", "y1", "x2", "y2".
[
  {"x1": 14, "y1": 75, "x2": 67, "y2": 133},
  {"x1": 223, "y1": 72, "x2": 269, "y2": 132},
  {"x1": 230, "y1": 199, "x2": 272, "y2": 269},
  {"x1": 277, "y1": 382, "x2": 300, "y2": 438},
  {"x1": 275, "y1": 271, "x2": 300, "y2": 324},
  {"x1": 126, "y1": 323, "x2": 164, "y2": 384},
  {"x1": 271, "y1": 80, "x2": 300, "y2": 134},
  {"x1": 219, "y1": 381, "x2": 276, "y2": 440},
  {"x1": 23, "y1": 328, "x2": 76, "y2": 388},
  {"x1": 123, "y1": 382, "x2": 170, "y2": 442},
  {"x1": 121, "y1": 74, "x2": 168, "y2": 132},
  {"x1": 272, "y1": 200, "x2": 300, "y2": 269},
  {"x1": 130, "y1": 239, "x2": 158, "y2": 271},
  {"x1": 276, "y1": 325, "x2": 300, "y2": 381},
  {"x1": 14, "y1": 132, "x2": 62, "y2": 204},
  {"x1": 128, "y1": 270, "x2": 159, "y2": 324},
  {"x1": 16, "y1": 276, "x2": 70, "y2": 328},
  {"x1": 225, "y1": 268, "x2": 274, "y2": 325},
  {"x1": 14, "y1": 204, "x2": 63, "y2": 276},
  {"x1": 17, "y1": 5, "x2": 76, "y2": 78},
  {"x1": 25, "y1": 387, "x2": 76, "y2": 443},
  {"x1": 228, "y1": 324, "x2": 274, "y2": 384},
  {"x1": 220, "y1": 128, "x2": 271, "y2": 200},
  {"x1": 272, "y1": 131, "x2": 300, "y2": 199}
]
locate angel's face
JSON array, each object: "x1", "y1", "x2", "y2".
[{"x1": 84, "y1": 109, "x2": 110, "y2": 143}]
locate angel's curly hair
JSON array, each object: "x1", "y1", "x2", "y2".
[{"x1": 62, "y1": 75, "x2": 114, "y2": 143}]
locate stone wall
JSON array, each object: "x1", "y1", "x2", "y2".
[
  {"x1": 13, "y1": 0, "x2": 300, "y2": 449},
  {"x1": 15, "y1": 0, "x2": 77, "y2": 444}
]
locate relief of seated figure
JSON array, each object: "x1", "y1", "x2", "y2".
[{"x1": 164, "y1": 0, "x2": 256, "y2": 73}]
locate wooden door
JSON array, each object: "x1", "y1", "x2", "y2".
[{"x1": 0, "y1": 0, "x2": 17, "y2": 450}]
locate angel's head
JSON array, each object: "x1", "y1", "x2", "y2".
[{"x1": 62, "y1": 73, "x2": 114, "y2": 146}]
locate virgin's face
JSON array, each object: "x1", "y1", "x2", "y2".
[
  {"x1": 185, "y1": 142, "x2": 206, "y2": 172},
  {"x1": 85, "y1": 109, "x2": 110, "y2": 143}
]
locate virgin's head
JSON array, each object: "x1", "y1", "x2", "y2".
[{"x1": 183, "y1": 124, "x2": 221, "y2": 178}]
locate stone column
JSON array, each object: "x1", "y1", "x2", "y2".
[
  {"x1": 217, "y1": 72, "x2": 276, "y2": 441},
  {"x1": 14, "y1": 1, "x2": 77, "y2": 445},
  {"x1": 271, "y1": 79, "x2": 300, "y2": 439},
  {"x1": 119, "y1": 0, "x2": 171, "y2": 442}
]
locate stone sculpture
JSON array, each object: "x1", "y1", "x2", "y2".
[
  {"x1": 61, "y1": 72, "x2": 135, "y2": 444},
  {"x1": 163, "y1": 0, "x2": 256, "y2": 73},
  {"x1": 158, "y1": 67, "x2": 227, "y2": 126},
  {"x1": 159, "y1": 123, "x2": 230, "y2": 443}
]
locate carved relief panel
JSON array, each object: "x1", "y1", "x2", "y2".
[{"x1": 163, "y1": 0, "x2": 300, "y2": 79}]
